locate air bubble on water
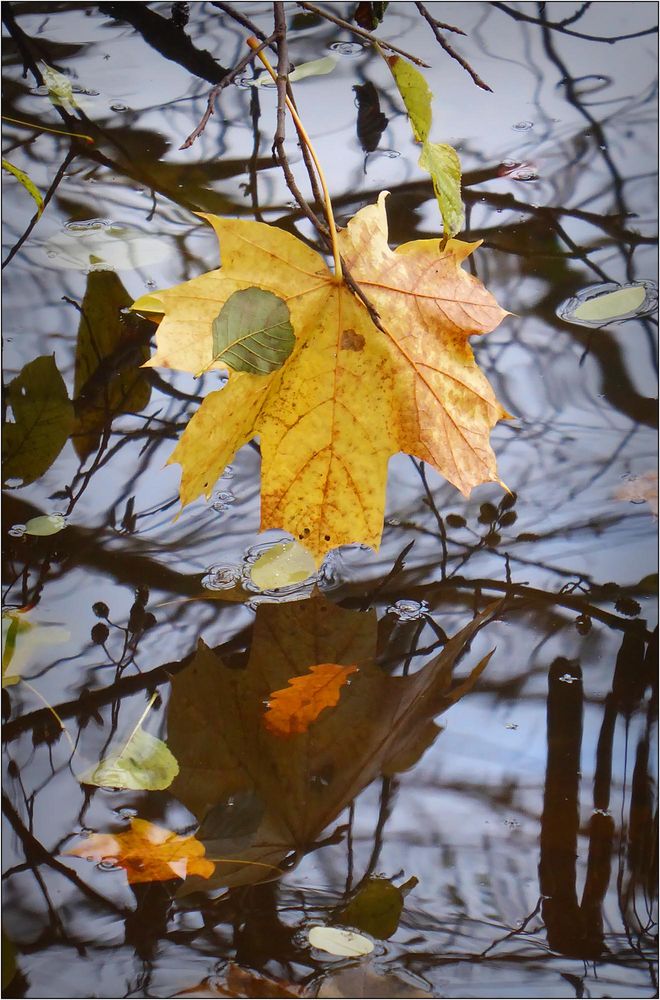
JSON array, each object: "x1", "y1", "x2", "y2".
[
  {"x1": 4, "y1": 478, "x2": 24, "y2": 488},
  {"x1": 110, "y1": 102, "x2": 129, "y2": 112},
  {"x1": 385, "y1": 517, "x2": 401, "y2": 527},
  {"x1": 558, "y1": 673, "x2": 578, "y2": 684},
  {"x1": 114, "y1": 806, "x2": 138, "y2": 819},
  {"x1": 211, "y1": 490, "x2": 236, "y2": 512},
  {"x1": 512, "y1": 167, "x2": 538, "y2": 182},
  {"x1": 329, "y1": 40, "x2": 364, "y2": 57},
  {"x1": 222, "y1": 465, "x2": 234, "y2": 480},
  {"x1": 97, "y1": 859, "x2": 122, "y2": 871},
  {"x1": 512, "y1": 120, "x2": 533, "y2": 131},
  {"x1": 47, "y1": 251, "x2": 57, "y2": 258},
  {"x1": 8, "y1": 524, "x2": 26, "y2": 538},
  {"x1": 387, "y1": 599, "x2": 430, "y2": 622},
  {"x1": 504, "y1": 722, "x2": 518, "y2": 730},
  {"x1": 145, "y1": 279, "x2": 156, "y2": 288},
  {"x1": 64, "y1": 218, "x2": 111, "y2": 233},
  {"x1": 234, "y1": 76, "x2": 252, "y2": 89},
  {"x1": 383, "y1": 150, "x2": 400, "y2": 159},
  {"x1": 201, "y1": 564, "x2": 240, "y2": 591}
]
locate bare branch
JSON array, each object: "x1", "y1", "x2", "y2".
[
  {"x1": 297, "y1": 1, "x2": 431, "y2": 67},
  {"x1": 414, "y1": 2, "x2": 492, "y2": 92}
]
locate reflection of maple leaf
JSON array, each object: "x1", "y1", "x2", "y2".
[
  {"x1": 134, "y1": 193, "x2": 508, "y2": 563},
  {"x1": 65, "y1": 817, "x2": 214, "y2": 884},
  {"x1": 166, "y1": 596, "x2": 499, "y2": 893},
  {"x1": 264, "y1": 663, "x2": 358, "y2": 737}
]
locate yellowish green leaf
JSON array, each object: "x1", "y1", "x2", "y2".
[
  {"x1": 2, "y1": 612, "x2": 70, "y2": 687},
  {"x1": 2, "y1": 355, "x2": 74, "y2": 487},
  {"x1": 249, "y1": 540, "x2": 316, "y2": 590},
  {"x1": 24, "y1": 513, "x2": 67, "y2": 536},
  {"x1": 419, "y1": 140, "x2": 464, "y2": 237},
  {"x1": 1, "y1": 158, "x2": 44, "y2": 216},
  {"x1": 572, "y1": 284, "x2": 647, "y2": 323},
  {"x1": 386, "y1": 54, "x2": 432, "y2": 142},
  {"x1": 40, "y1": 62, "x2": 78, "y2": 112},
  {"x1": 78, "y1": 696, "x2": 179, "y2": 791},
  {"x1": 252, "y1": 55, "x2": 337, "y2": 86}
]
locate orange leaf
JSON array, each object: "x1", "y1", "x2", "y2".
[
  {"x1": 65, "y1": 817, "x2": 214, "y2": 884},
  {"x1": 264, "y1": 663, "x2": 358, "y2": 738}
]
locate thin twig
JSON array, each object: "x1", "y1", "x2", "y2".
[
  {"x1": 212, "y1": 1, "x2": 270, "y2": 44},
  {"x1": 415, "y1": 2, "x2": 492, "y2": 92},
  {"x1": 298, "y1": 2, "x2": 431, "y2": 67},
  {"x1": 179, "y1": 32, "x2": 277, "y2": 149}
]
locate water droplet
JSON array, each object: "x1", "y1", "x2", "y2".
[
  {"x1": 329, "y1": 40, "x2": 364, "y2": 57},
  {"x1": 110, "y1": 102, "x2": 129, "y2": 112},
  {"x1": 210, "y1": 490, "x2": 236, "y2": 512},
  {"x1": 8, "y1": 524, "x2": 26, "y2": 538},
  {"x1": 201, "y1": 565, "x2": 240, "y2": 591},
  {"x1": 512, "y1": 120, "x2": 533, "y2": 131},
  {"x1": 558, "y1": 673, "x2": 578, "y2": 684},
  {"x1": 557, "y1": 280, "x2": 658, "y2": 327},
  {"x1": 387, "y1": 599, "x2": 430, "y2": 622}
]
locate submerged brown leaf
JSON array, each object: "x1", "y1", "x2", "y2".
[{"x1": 166, "y1": 595, "x2": 500, "y2": 893}]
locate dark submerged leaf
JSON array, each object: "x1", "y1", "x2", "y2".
[{"x1": 210, "y1": 288, "x2": 295, "y2": 375}]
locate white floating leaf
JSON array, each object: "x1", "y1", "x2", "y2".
[
  {"x1": 308, "y1": 925, "x2": 374, "y2": 957},
  {"x1": 572, "y1": 284, "x2": 646, "y2": 323},
  {"x1": 249, "y1": 541, "x2": 316, "y2": 591},
  {"x1": 25, "y1": 514, "x2": 67, "y2": 536}
]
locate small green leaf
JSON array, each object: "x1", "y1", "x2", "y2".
[
  {"x1": 2, "y1": 355, "x2": 74, "y2": 488},
  {"x1": 386, "y1": 55, "x2": 432, "y2": 143},
  {"x1": 2, "y1": 158, "x2": 44, "y2": 217},
  {"x1": 419, "y1": 141, "x2": 464, "y2": 237},
  {"x1": 24, "y1": 514, "x2": 67, "y2": 536},
  {"x1": 2, "y1": 612, "x2": 70, "y2": 687},
  {"x1": 80, "y1": 724, "x2": 179, "y2": 791},
  {"x1": 308, "y1": 925, "x2": 374, "y2": 957},
  {"x1": 249, "y1": 541, "x2": 316, "y2": 591},
  {"x1": 572, "y1": 284, "x2": 647, "y2": 323},
  {"x1": 337, "y1": 876, "x2": 416, "y2": 939},
  {"x1": 208, "y1": 288, "x2": 295, "y2": 376}
]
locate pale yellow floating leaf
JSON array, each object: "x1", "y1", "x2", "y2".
[
  {"x1": 24, "y1": 514, "x2": 67, "y2": 536},
  {"x1": 386, "y1": 54, "x2": 432, "y2": 142},
  {"x1": 572, "y1": 284, "x2": 647, "y2": 323},
  {"x1": 253, "y1": 55, "x2": 337, "y2": 86},
  {"x1": 249, "y1": 540, "x2": 316, "y2": 590},
  {"x1": 308, "y1": 925, "x2": 374, "y2": 957}
]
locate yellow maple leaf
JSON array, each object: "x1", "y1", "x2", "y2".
[
  {"x1": 134, "y1": 192, "x2": 509, "y2": 563},
  {"x1": 264, "y1": 662, "x2": 358, "y2": 737},
  {"x1": 65, "y1": 817, "x2": 214, "y2": 884}
]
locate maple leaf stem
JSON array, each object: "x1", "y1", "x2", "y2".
[{"x1": 246, "y1": 35, "x2": 343, "y2": 280}]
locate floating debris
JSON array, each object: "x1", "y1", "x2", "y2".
[
  {"x1": 387, "y1": 599, "x2": 430, "y2": 622},
  {"x1": 329, "y1": 40, "x2": 364, "y2": 57},
  {"x1": 201, "y1": 565, "x2": 240, "y2": 591},
  {"x1": 512, "y1": 120, "x2": 533, "y2": 131}
]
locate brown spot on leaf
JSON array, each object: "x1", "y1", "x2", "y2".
[{"x1": 341, "y1": 329, "x2": 365, "y2": 352}]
